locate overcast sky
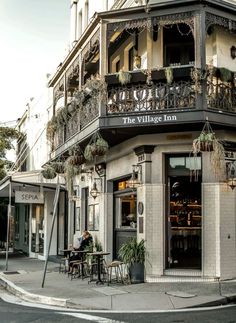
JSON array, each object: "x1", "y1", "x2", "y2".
[{"x1": 0, "y1": 0, "x2": 70, "y2": 124}]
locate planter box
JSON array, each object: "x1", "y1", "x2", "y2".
[{"x1": 129, "y1": 263, "x2": 144, "y2": 284}]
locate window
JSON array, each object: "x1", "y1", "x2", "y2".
[
  {"x1": 128, "y1": 47, "x2": 134, "y2": 71},
  {"x1": 115, "y1": 60, "x2": 120, "y2": 72},
  {"x1": 88, "y1": 204, "x2": 99, "y2": 231},
  {"x1": 163, "y1": 24, "x2": 194, "y2": 66}
]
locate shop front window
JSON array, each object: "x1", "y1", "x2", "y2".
[
  {"x1": 31, "y1": 205, "x2": 44, "y2": 254},
  {"x1": 167, "y1": 155, "x2": 202, "y2": 269}
]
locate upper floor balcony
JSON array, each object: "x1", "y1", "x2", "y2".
[
  {"x1": 48, "y1": 0, "x2": 236, "y2": 158},
  {"x1": 49, "y1": 65, "x2": 236, "y2": 158}
]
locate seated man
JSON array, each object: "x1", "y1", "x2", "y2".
[{"x1": 68, "y1": 231, "x2": 93, "y2": 273}]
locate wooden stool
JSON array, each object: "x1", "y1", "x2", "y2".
[
  {"x1": 105, "y1": 260, "x2": 124, "y2": 285},
  {"x1": 59, "y1": 257, "x2": 69, "y2": 274}
]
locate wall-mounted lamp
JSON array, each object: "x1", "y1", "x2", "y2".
[
  {"x1": 230, "y1": 46, "x2": 236, "y2": 60},
  {"x1": 227, "y1": 161, "x2": 236, "y2": 190},
  {"x1": 95, "y1": 163, "x2": 106, "y2": 177},
  {"x1": 90, "y1": 178, "x2": 102, "y2": 199},
  {"x1": 126, "y1": 164, "x2": 142, "y2": 189}
]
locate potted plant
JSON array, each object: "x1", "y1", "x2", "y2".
[
  {"x1": 165, "y1": 67, "x2": 173, "y2": 84},
  {"x1": 84, "y1": 133, "x2": 109, "y2": 161},
  {"x1": 41, "y1": 164, "x2": 57, "y2": 179},
  {"x1": 191, "y1": 120, "x2": 225, "y2": 178},
  {"x1": 118, "y1": 238, "x2": 146, "y2": 284},
  {"x1": 117, "y1": 69, "x2": 131, "y2": 85}
]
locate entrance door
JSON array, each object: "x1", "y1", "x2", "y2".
[
  {"x1": 167, "y1": 156, "x2": 202, "y2": 269},
  {"x1": 114, "y1": 193, "x2": 137, "y2": 259}
]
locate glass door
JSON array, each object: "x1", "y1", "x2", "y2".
[
  {"x1": 167, "y1": 156, "x2": 202, "y2": 269},
  {"x1": 114, "y1": 193, "x2": 137, "y2": 259}
]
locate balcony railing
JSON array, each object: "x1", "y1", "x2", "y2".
[
  {"x1": 52, "y1": 67, "x2": 236, "y2": 151},
  {"x1": 106, "y1": 80, "x2": 196, "y2": 113}
]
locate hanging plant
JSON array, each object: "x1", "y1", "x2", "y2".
[
  {"x1": 64, "y1": 160, "x2": 82, "y2": 197},
  {"x1": 191, "y1": 120, "x2": 225, "y2": 177},
  {"x1": 218, "y1": 67, "x2": 232, "y2": 83},
  {"x1": 46, "y1": 116, "x2": 57, "y2": 143},
  {"x1": 84, "y1": 144, "x2": 94, "y2": 162},
  {"x1": 165, "y1": 67, "x2": 173, "y2": 85},
  {"x1": 41, "y1": 164, "x2": 57, "y2": 179},
  {"x1": 50, "y1": 161, "x2": 65, "y2": 174},
  {"x1": 56, "y1": 107, "x2": 68, "y2": 127},
  {"x1": 66, "y1": 154, "x2": 85, "y2": 166},
  {"x1": 84, "y1": 133, "x2": 109, "y2": 162},
  {"x1": 117, "y1": 69, "x2": 131, "y2": 85},
  {"x1": 190, "y1": 67, "x2": 208, "y2": 94}
]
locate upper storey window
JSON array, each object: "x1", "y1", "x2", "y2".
[{"x1": 163, "y1": 23, "x2": 194, "y2": 67}]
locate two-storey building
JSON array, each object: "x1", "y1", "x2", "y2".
[{"x1": 47, "y1": 0, "x2": 236, "y2": 281}]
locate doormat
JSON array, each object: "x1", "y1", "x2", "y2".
[{"x1": 3, "y1": 271, "x2": 20, "y2": 275}]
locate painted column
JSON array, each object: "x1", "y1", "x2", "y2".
[
  {"x1": 194, "y1": 10, "x2": 207, "y2": 109},
  {"x1": 99, "y1": 20, "x2": 108, "y2": 117},
  {"x1": 70, "y1": 0, "x2": 78, "y2": 47}
]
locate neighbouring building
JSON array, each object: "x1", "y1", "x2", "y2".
[{"x1": 0, "y1": 86, "x2": 67, "y2": 260}]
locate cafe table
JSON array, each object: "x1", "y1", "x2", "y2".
[{"x1": 88, "y1": 251, "x2": 110, "y2": 284}]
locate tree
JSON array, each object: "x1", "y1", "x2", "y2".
[{"x1": 0, "y1": 127, "x2": 21, "y2": 181}]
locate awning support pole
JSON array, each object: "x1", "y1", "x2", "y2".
[
  {"x1": 5, "y1": 180, "x2": 12, "y2": 271},
  {"x1": 41, "y1": 179, "x2": 60, "y2": 288}
]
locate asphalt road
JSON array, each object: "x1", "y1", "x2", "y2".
[{"x1": 0, "y1": 288, "x2": 236, "y2": 323}]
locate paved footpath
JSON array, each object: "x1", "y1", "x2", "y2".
[{"x1": 0, "y1": 254, "x2": 236, "y2": 311}]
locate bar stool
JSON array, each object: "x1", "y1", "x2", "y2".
[
  {"x1": 59, "y1": 257, "x2": 69, "y2": 274},
  {"x1": 105, "y1": 260, "x2": 124, "y2": 285}
]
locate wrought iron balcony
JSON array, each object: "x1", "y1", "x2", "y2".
[{"x1": 52, "y1": 66, "x2": 236, "y2": 152}]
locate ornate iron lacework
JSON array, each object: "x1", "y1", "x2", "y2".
[
  {"x1": 106, "y1": 81, "x2": 196, "y2": 113},
  {"x1": 65, "y1": 110, "x2": 80, "y2": 141},
  {"x1": 107, "y1": 12, "x2": 195, "y2": 42},
  {"x1": 153, "y1": 12, "x2": 194, "y2": 35},
  {"x1": 206, "y1": 12, "x2": 236, "y2": 32},
  {"x1": 107, "y1": 18, "x2": 152, "y2": 43},
  {"x1": 207, "y1": 78, "x2": 236, "y2": 112},
  {"x1": 81, "y1": 29, "x2": 100, "y2": 62}
]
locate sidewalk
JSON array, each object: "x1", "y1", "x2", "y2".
[{"x1": 0, "y1": 254, "x2": 236, "y2": 311}]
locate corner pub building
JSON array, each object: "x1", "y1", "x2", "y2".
[{"x1": 48, "y1": 0, "x2": 236, "y2": 281}]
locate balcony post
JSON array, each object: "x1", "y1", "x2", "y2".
[
  {"x1": 194, "y1": 10, "x2": 207, "y2": 110},
  {"x1": 99, "y1": 20, "x2": 108, "y2": 117},
  {"x1": 147, "y1": 26, "x2": 153, "y2": 70}
]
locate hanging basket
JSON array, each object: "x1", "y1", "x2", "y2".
[
  {"x1": 84, "y1": 133, "x2": 109, "y2": 161},
  {"x1": 66, "y1": 154, "x2": 85, "y2": 166},
  {"x1": 41, "y1": 165, "x2": 57, "y2": 179},
  {"x1": 191, "y1": 120, "x2": 225, "y2": 177},
  {"x1": 192, "y1": 121, "x2": 216, "y2": 154},
  {"x1": 50, "y1": 161, "x2": 65, "y2": 174}
]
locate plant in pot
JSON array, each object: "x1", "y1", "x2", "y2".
[
  {"x1": 67, "y1": 146, "x2": 85, "y2": 166},
  {"x1": 191, "y1": 120, "x2": 225, "y2": 178},
  {"x1": 117, "y1": 69, "x2": 131, "y2": 85},
  {"x1": 41, "y1": 164, "x2": 57, "y2": 180},
  {"x1": 84, "y1": 133, "x2": 109, "y2": 161},
  {"x1": 118, "y1": 238, "x2": 146, "y2": 284}
]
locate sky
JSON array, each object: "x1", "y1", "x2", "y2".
[{"x1": 0, "y1": 0, "x2": 70, "y2": 124}]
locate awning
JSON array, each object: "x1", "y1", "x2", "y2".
[{"x1": 0, "y1": 171, "x2": 66, "y2": 198}]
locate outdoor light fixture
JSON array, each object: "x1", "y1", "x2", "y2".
[
  {"x1": 90, "y1": 178, "x2": 102, "y2": 199},
  {"x1": 227, "y1": 161, "x2": 236, "y2": 190},
  {"x1": 230, "y1": 46, "x2": 236, "y2": 59},
  {"x1": 126, "y1": 164, "x2": 142, "y2": 189}
]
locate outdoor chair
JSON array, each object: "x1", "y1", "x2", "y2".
[{"x1": 103, "y1": 260, "x2": 124, "y2": 285}]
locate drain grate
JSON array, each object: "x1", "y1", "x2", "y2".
[{"x1": 3, "y1": 271, "x2": 20, "y2": 275}]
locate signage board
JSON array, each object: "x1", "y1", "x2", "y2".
[{"x1": 15, "y1": 191, "x2": 44, "y2": 204}]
